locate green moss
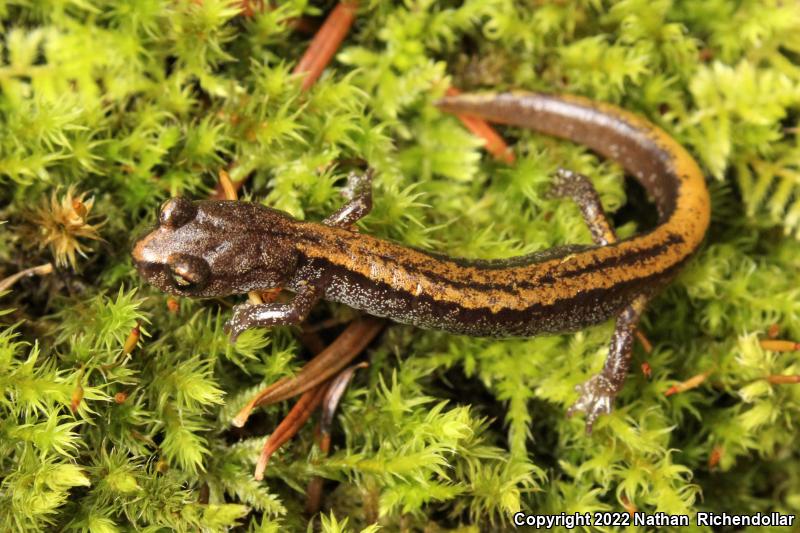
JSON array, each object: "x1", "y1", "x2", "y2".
[{"x1": 1, "y1": 0, "x2": 800, "y2": 531}]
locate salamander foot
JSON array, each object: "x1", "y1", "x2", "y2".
[{"x1": 566, "y1": 372, "x2": 616, "y2": 434}]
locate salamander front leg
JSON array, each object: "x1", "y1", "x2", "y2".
[
  {"x1": 224, "y1": 282, "x2": 323, "y2": 342},
  {"x1": 322, "y1": 169, "x2": 374, "y2": 228},
  {"x1": 567, "y1": 295, "x2": 648, "y2": 433}
]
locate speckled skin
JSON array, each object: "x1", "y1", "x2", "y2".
[{"x1": 132, "y1": 92, "x2": 710, "y2": 432}]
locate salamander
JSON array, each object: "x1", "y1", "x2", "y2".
[{"x1": 132, "y1": 91, "x2": 710, "y2": 431}]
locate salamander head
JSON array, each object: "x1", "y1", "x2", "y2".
[{"x1": 132, "y1": 198, "x2": 297, "y2": 297}]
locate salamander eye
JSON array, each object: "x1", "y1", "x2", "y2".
[
  {"x1": 167, "y1": 254, "x2": 210, "y2": 291},
  {"x1": 159, "y1": 197, "x2": 196, "y2": 228}
]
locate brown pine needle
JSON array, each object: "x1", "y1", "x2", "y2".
[
  {"x1": 665, "y1": 370, "x2": 712, "y2": 396},
  {"x1": 635, "y1": 330, "x2": 653, "y2": 353},
  {"x1": 305, "y1": 362, "x2": 368, "y2": 513},
  {"x1": 232, "y1": 317, "x2": 384, "y2": 427},
  {"x1": 293, "y1": 2, "x2": 358, "y2": 92},
  {"x1": 766, "y1": 375, "x2": 800, "y2": 385},
  {"x1": 759, "y1": 339, "x2": 800, "y2": 352},
  {"x1": 444, "y1": 87, "x2": 515, "y2": 164},
  {"x1": 217, "y1": 169, "x2": 238, "y2": 202},
  {"x1": 254, "y1": 383, "x2": 328, "y2": 480},
  {"x1": 0, "y1": 263, "x2": 53, "y2": 292}
]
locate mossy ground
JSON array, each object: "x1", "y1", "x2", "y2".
[{"x1": 1, "y1": 1, "x2": 800, "y2": 531}]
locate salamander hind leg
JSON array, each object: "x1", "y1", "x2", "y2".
[
  {"x1": 552, "y1": 169, "x2": 649, "y2": 432},
  {"x1": 550, "y1": 168, "x2": 616, "y2": 246},
  {"x1": 567, "y1": 295, "x2": 648, "y2": 433},
  {"x1": 322, "y1": 169, "x2": 374, "y2": 228}
]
